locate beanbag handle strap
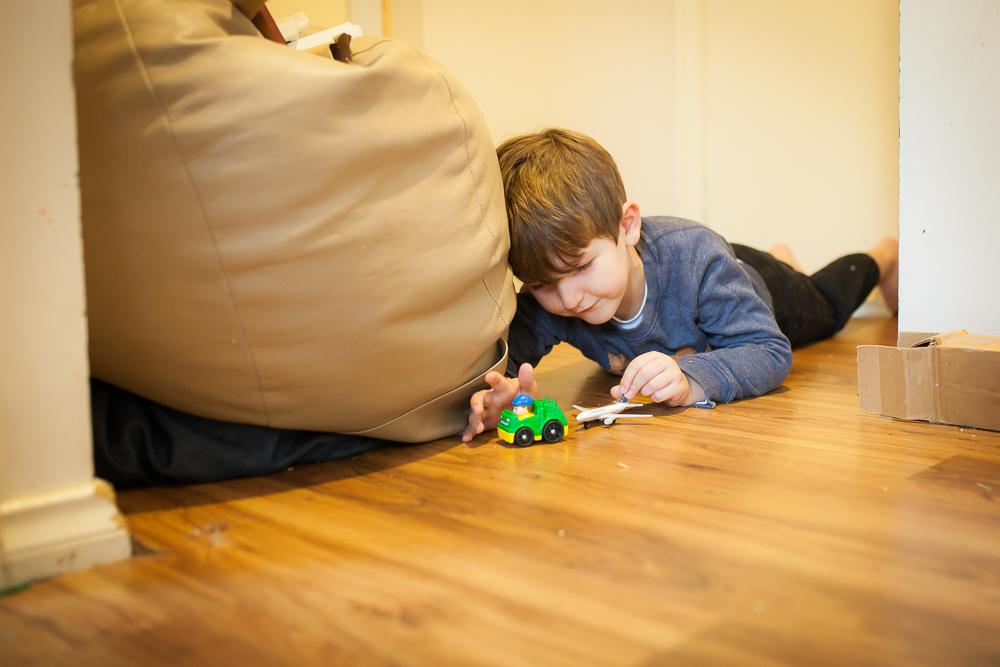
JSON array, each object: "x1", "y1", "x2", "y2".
[
  {"x1": 229, "y1": 0, "x2": 266, "y2": 19},
  {"x1": 228, "y1": 0, "x2": 284, "y2": 43}
]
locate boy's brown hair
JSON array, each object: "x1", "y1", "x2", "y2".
[{"x1": 496, "y1": 128, "x2": 627, "y2": 285}]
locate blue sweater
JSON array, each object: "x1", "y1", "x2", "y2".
[{"x1": 507, "y1": 217, "x2": 793, "y2": 404}]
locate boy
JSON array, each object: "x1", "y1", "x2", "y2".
[{"x1": 463, "y1": 129, "x2": 898, "y2": 442}]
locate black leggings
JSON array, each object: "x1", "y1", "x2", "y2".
[
  {"x1": 91, "y1": 378, "x2": 388, "y2": 488},
  {"x1": 731, "y1": 244, "x2": 880, "y2": 348}
]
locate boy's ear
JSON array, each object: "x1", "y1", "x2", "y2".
[{"x1": 621, "y1": 201, "x2": 642, "y2": 246}]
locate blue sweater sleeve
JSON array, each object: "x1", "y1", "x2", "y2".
[{"x1": 674, "y1": 247, "x2": 793, "y2": 403}]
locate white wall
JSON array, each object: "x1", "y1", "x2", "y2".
[
  {"x1": 417, "y1": 0, "x2": 899, "y2": 277},
  {"x1": 899, "y1": 0, "x2": 1000, "y2": 336},
  {"x1": 1, "y1": 3, "x2": 92, "y2": 501},
  {"x1": 1, "y1": 0, "x2": 129, "y2": 589}
]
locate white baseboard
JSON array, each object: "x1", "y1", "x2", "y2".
[{"x1": 1, "y1": 479, "x2": 131, "y2": 590}]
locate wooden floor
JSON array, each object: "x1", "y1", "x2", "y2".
[{"x1": 4, "y1": 314, "x2": 1000, "y2": 666}]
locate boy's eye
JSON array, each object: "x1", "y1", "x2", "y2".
[{"x1": 524, "y1": 258, "x2": 592, "y2": 291}]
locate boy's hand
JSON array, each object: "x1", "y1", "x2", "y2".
[
  {"x1": 463, "y1": 363, "x2": 538, "y2": 442},
  {"x1": 612, "y1": 352, "x2": 706, "y2": 406}
]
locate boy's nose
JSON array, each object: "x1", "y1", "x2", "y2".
[{"x1": 556, "y1": 281, "x2": 583, "y2": 312}]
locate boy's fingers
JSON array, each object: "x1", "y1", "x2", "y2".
[
  {"x1": 462, "y1": 421, "x2": 477, "y2": 442},
  {"x1": 517, "y1": 363, "x2": 538, "y2": 396},
  {"x1": 462, "y1": 414, "x2": 487, "y2": 442},
  {"x1": 641, "y1": 375, "x2": 669, "y2": 402},
  {"x1": 618, "y1": 356, "x2": 649, "y2": 398},
  {"x1": 622, "y1": 353, "x2": 678, "y2": 399},
  {"x1": 469, "y1": 387, "x2": 492, "y2": 412},
  {"x1": 488, "y1": 370, "x2": 509, "y2": 387},
  {"x1": 517, "y1": 363, "x2": 533, "y2": 382},
  {"x1": 485, "y1": 371, "x2": 512, "y2": 397},
  {"x1": 643, "y1": 369, "x2": 689, "y2": 405}
]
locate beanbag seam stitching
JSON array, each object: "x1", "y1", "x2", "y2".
[{"x1": 112, "y1": 0, "x2": 273, "y2": 424}]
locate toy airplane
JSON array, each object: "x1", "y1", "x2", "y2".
[{"x1": 573, "y1": 398, "x2": 653, "y2": 428}]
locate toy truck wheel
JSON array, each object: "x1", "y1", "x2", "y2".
[
  {"x1": 542, "y1": 420, "x2": 564, "y2": 443},
  {"x1": 514, "y1": 427, "x2": 535, "y2": 447}
]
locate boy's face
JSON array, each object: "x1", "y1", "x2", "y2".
[{"x1": 525, "y1": 230, "x2": 639, "y2": 325}]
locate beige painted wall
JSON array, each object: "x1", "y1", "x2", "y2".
[
  {"x1": 702, "y1": 0, "x2": 900, "y2": 274},
  {"x1": 415, "y1": 0, "x2": 899, "y2": 275},
  {"x1": 265, "y1": 0, "x2": 348, "y2": 34},
  {"x1": 422, "y1": 0, "x2": 681, "y2": 232},
  {"x1": 265, "y1": 0, "x2": 393, "y2": 37}
]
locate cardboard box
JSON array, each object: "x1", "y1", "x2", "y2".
[{"x1": 858, "y1": 330, "x2": 1000, "y2": 432}]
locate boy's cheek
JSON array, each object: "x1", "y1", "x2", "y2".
[{"x1": 534, "y1": 293, "x2": 568, "y2": 316}]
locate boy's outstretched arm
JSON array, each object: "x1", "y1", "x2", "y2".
[{"x1": 463, "y1": 363, "x2": 538, "y2": 442}]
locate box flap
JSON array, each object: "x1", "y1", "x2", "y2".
[
  {"x1": 900, "y1": 330, "x2": 1000, "y2": 351},
  {"x1": 940, "y1": 334, "x2": 1000, "y2": 351},
  {"x1": 908, "y1": 330, "x2": 967, "y2": 348},
  {"x1": 898, "y1": 331, "x2": 938, "y2": 348}
]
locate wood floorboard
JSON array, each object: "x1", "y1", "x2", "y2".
[{"x1": 4, "y1": 315, "x2": 1000, "y2": 666}]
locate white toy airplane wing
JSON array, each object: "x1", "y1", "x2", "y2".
[{"x1": 573, "y1": 402, "x2": 653, "y2": 426}]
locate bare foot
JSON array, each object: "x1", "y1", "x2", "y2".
[
  {"x1": 866, "y1": 237, "x2": 898, "y2": 314},
  {"x1": 769, "y1": 243, "x2": 803, "y2": 272}
]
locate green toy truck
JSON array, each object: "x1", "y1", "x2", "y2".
[{"x1": 497, "y1": 396, "x2": 568, "y2": 447}]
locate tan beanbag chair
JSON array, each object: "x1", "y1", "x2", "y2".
[{"x1": 74, "y1": 0, "x2": 515, "y2": 441}]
